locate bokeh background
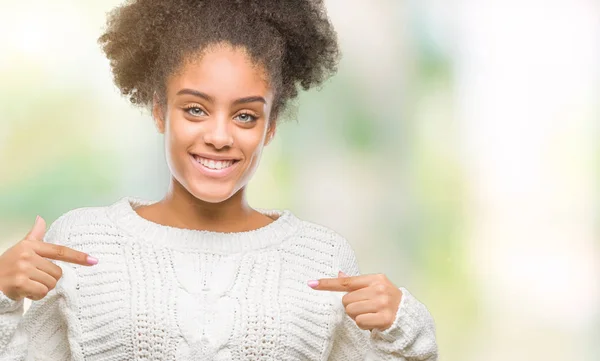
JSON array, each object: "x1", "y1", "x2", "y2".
[{"x1": 1, "y1": 0, "x2": 598, "y2": 360}]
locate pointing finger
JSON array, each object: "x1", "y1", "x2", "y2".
[
  {"x1": 31, "y1": 242, "x2": 98, "y2": 266},
  {"x1": 308, "y1": 275, "x2": 372, "y2": 292}
]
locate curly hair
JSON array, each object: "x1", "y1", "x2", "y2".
[{"x1": 98, "y1": 0, "x2": 340, "y2": 121}]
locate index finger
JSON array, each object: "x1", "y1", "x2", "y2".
[
  {"x1": 309, "y1": 275, "x2": 372, "y2": 292},
  {"x1": 31, "y1": 242, "x2": 97, "y2": 266}
]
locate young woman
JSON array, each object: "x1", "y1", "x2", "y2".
[{"x1": 0, "y1": 0, "x2": 438, "y2": 359}]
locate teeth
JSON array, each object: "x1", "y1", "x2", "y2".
[{"x1": 194, "y1": 156, "x2": 235, "y2": 170}]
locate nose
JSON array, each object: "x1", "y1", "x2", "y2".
[{"x1": 202, "y1": 116, "x2": 234, "y2": 149}]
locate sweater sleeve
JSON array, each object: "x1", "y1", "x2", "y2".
[
  {"x1": 328, "y1": 236, "x2": 438, "y2": 361},
  {"x1": 0, "y1": 214, "x2": 76, "y2": 361}
]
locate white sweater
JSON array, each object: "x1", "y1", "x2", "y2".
[{"x1": 0, "y1": 197, "x2": 437, "y2": 360}]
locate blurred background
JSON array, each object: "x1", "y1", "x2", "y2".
[{"x1": 0, "y1": 0, "x2": 598, "y2": 359}]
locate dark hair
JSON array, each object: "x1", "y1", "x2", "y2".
[{"x1": 98, "y1": 0, "x2": 340, "y2": 122}]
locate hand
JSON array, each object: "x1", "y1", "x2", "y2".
[
  {"x1": 0, "y1": 216, "x2": 98, "y2": 302},
  {"x1": 308, "y1": 272, "x2": 402, "y2": 331}
]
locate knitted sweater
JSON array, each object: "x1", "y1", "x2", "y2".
[{"x1": 0, "y1": 197, "x2": 437, "y2": 360}]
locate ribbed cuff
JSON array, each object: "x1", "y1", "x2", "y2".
[
  {"x1": 0, "y1": 291, "x2": 23, "y2": 313},
  {"x1": 370, "y1": 287, "x2": 429, "y2": 352}
]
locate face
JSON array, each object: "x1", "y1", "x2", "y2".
[{"x1": 153, "y1": 44, "x2": 276, "y2": 204}]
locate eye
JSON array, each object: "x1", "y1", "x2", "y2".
[
  {"x1": 235, "y1": 112, "x2": 257, "y2": 123},
  {"x1": 184, "y1": 106, "x2": 206, "y2": 117}
]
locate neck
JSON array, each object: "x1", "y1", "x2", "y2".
[{"x1": 152, "y1": 178, "x2": 261, "y2": 232}]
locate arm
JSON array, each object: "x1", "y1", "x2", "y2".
[
  {"x1": 0, "y1": 293, "x2": 25, "y2": 358},
  {"x1": 0, "y1": 286, "x2": 72, "y2": 360},
  {"x1": 0, "y1": 215, "x2": 77, "y2": 361},
  {"x1": 328, "y1": 237, "x2": 438, "y2": 361}
]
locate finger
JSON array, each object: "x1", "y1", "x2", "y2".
[
  {"x1": 308, "y1": 275, "x2": 374, "y2": 292},
  {"x1": 341, "y1": 287, "x2": 377, "y2": 307},
  {"x1": 32, "y1": 242, "x2": 97, "y2": 266},
  {"x1": 33, "y1": 256, "x2": 63, "y2": 281},
  {"x1": 354, "y1": 313, "x2": 381, "y2": 331},
  {"x1": 29, "y1": 268, "x2": 58, "y2": 291},
  {"x1": 17, "y1": 279, "x2": 49, "y2": 301},
  {"x1": 24, "y1": 215, "x2": 46, "y2": 242},
  {"x1": 344, "y1": 300, "x2": 380, "y2": 320}
]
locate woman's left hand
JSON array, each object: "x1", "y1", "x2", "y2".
[{"x1": 308, "y1": 272, "x2": 402, "y2": 331}]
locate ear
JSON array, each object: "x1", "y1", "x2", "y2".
[
  {"x1": 264, "y1": 120, "x2": 277, "y2": 146},
  {"x1": 152, "y1": 93, "x2": 166, "y2": 134}
]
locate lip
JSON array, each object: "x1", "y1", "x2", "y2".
[
  {"x1": 192, "y1": 153, "x2": 241, "y2": 161},
  {"x1": 189, "y1": 153, "x2": 240, "y2": 179}
]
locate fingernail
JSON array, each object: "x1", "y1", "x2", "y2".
[
  {"x1": 338, "y1": 271, "x2": 349, "y2": 277},
  {"x1": 35, "y1": 215, "x2": 40, "y2": 224},
  {"x1": 307, "y1": 280, "x2": 319, "y2": 288},
  {"x1": 87, "y1": 256, "x2": 99, "y2": 265}
]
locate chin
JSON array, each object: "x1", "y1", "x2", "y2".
[{"x1": 187, "y1": 183, "x2": 237, "y2": 204}]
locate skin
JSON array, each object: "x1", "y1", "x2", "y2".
[
  {"x1": 0, "y1": 216, "x2": 96, "y2": 301},
  {"x1": 310, "y1": 272, "x2": 403, "y2": 331},
  {"x1": 136, "y1": 43, "x2": 277, "y2": 232},
  {"x1": 0, "y1": 43, "x2": 403, "y2": 332}
]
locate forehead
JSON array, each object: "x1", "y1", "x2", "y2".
[{"x1": 168, "y1": 44, "x2": 272, "y2": 99}]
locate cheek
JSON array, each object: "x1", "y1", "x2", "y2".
[
  {"x1": 240, "y1": 134, "x2": 266, "y2": 158},
  {"x1": 166, "y1": 117, "x2": 195, "y2": 150}
]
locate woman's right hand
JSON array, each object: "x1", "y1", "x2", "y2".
[{"x1": 0, "y1": 216, "x2": 98, "y2": 302}]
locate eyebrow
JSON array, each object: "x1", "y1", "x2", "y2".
[
  {"x1": 176, "y1": 88, "x2": 266, "y2": 105},
  {"x1": 233, "y1": 96, "x2": 266, "y2": 106}
]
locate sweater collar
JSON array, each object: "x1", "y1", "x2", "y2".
[{"x1": 106, "y1": 196, "x2": 300, "y2": 252}]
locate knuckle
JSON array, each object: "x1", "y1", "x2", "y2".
[
  {"x1": 14, "y1": 276, "x2": 27, "y2": 290},
  {"x1": 341, "y1": 278, "x2": 351, "y2": 288},
  {"x1": 344, "y1": 303, "x2": 354, "y2": 316},
  {"x1": 47, "y1": 279, "x2": 57, "y2": 291},
  {"x1": 31, "y1": 292, "x2": 45, "y2": 301},
  {"x1": 375, "y1": 283, "x2": 387, "y2": 294},
  {"x1": 19, "y1": 251, "x2": 32, "y2": 261},
  {"x1": 53, "y1": 244, "x2": 65, "y2": 257},
  {"x1": 15, "y1": 260, "x2": 30, "y2": 273},
  {"x1": 355, "y1": 315, "x2": 367, "y2": 330},
  {"x1": 341, "y1": 294, "x2": 350, "y2": 306}
]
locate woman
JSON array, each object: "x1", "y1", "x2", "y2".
[{"x1": 0, "y1": 0, "x2": 438, "y2": 359}]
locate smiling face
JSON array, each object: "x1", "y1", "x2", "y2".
[{"x1": 153, "y1": 43, "x2": 277, "y2": 204}]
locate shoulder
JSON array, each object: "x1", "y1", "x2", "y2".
[
  {"x1": 286, "y1": 216, "x2": 361, "y2": 276},
  {"x1": 42, "y1": 202, "x2": 117, "y2": 246},
  {"x1": 292, "y1": 217, "x2": 352, "y2": 250}
]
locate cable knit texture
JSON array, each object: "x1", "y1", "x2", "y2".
[{"x1": 0, "y1": 197, "x2": 437, "y2": 360}]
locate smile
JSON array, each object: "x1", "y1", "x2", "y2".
[
  {"x1": 193, "y1": 155, "x2": 237, "y2": 170},
  {"x1": 189, "y1": 154, "x2": 241, "y2": 178}
]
